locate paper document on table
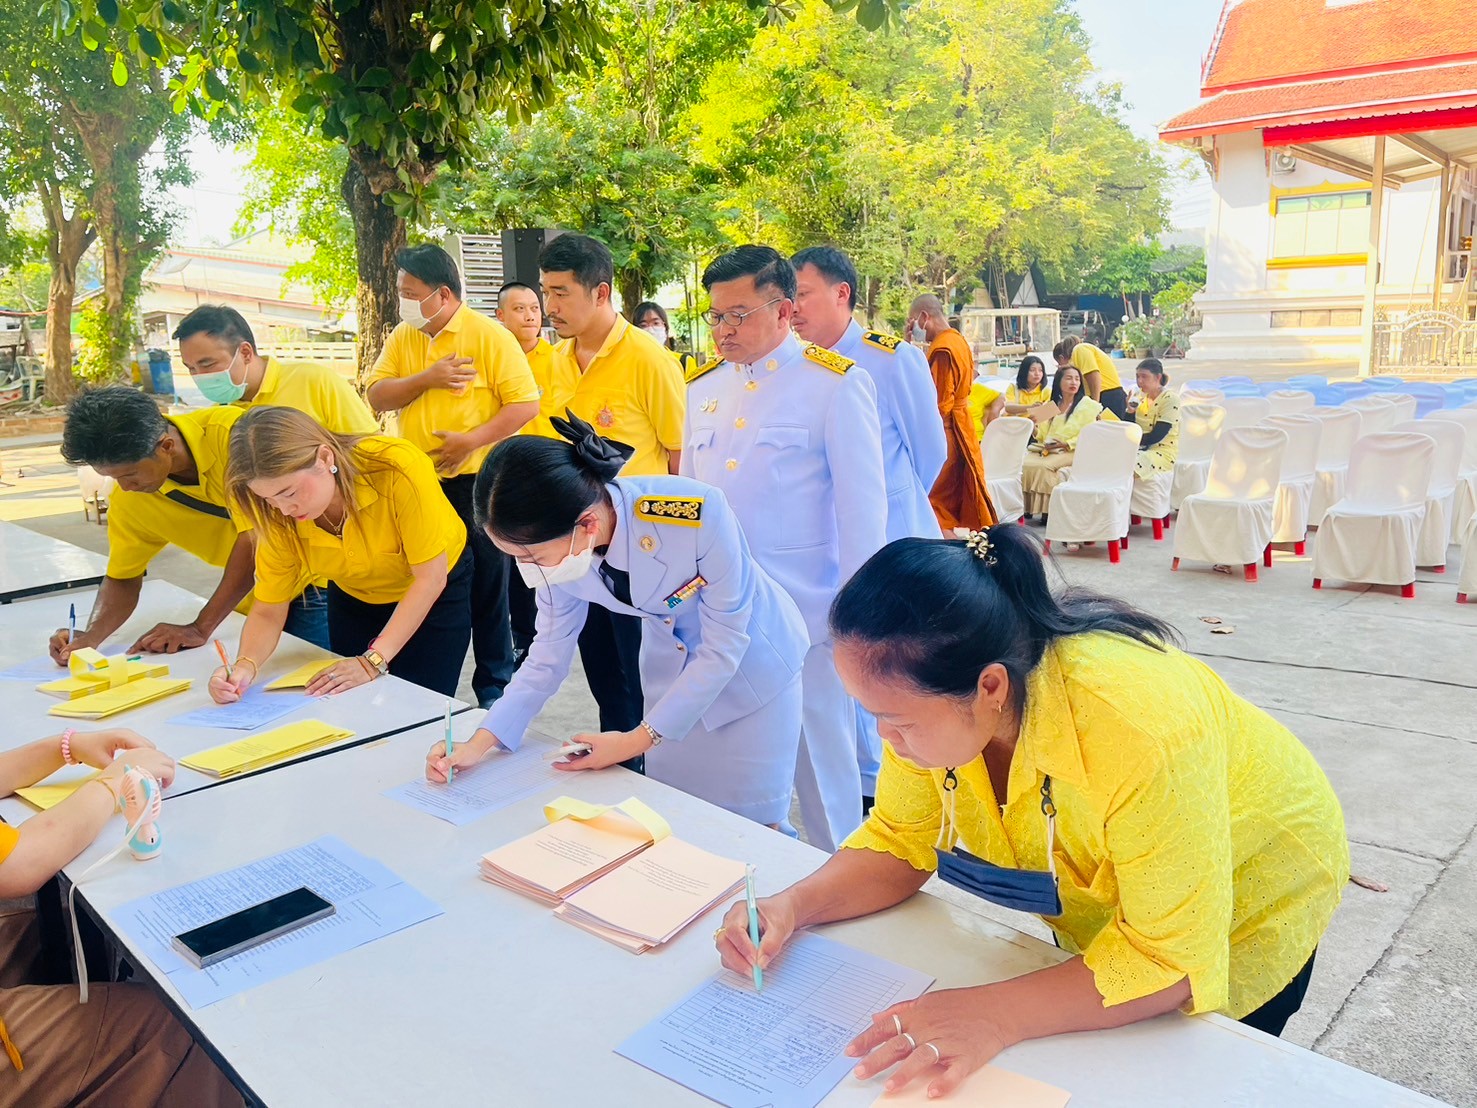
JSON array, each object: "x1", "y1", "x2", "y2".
[
  {"x1": 383, "y1": 745, "x2": 560, "y2": 825},
  {"x1": 616, "y1": 932, "x2": 933, "y2": 1108},
  {"x1": 0, "y1": 645, "x2": 124, "y2": 682},
  {"x1": 48, "y1": 677, "x2": 192, "y2": 719},
  {"x1": 38, "y1": 650, "x2": 170, "y2": 699},
  {"x1": 479, "y1": 799, "x2": 663, "y2": 905},
  {"x1": 179, "y1": 719, "x2": 353, "y2": 777},
  {"x1": 555, "y1": 837, "x2": 745, "y2": 952},
  {"x1": 167, "y1": 686, "x2": 314, "y2": 731},
  {"x1": 16, "y1": 769, "x2": 101, "y2": 810},
  {"x1": 108, "y1": 836, "x2": 442, "y2": 1008},
  {"x1": 871, "y1": 1064, "x2": 1070, "y2": 1107},
  {"x1": 264, "y1": 659, "x2": 338, "y2": 690}
]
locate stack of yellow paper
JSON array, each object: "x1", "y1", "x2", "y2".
[
  {"x1": 15, "y1": 772, "x2": 101, "y2": 810},
  {"x1": 264, "y1": 659, "x2": 340, "y2": 691},
  {"x1": 48, "y1": 677, "x2": 193, "y2": 720},
  {"x1": 179, "y1": 719, "x2": 354, "y2": 778},
  {"x1": 37, "y1": 648, "x2": 170, "y2": 700}
]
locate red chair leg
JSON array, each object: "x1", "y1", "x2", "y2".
[
  {"x1": 1108, "y1": 540, "x2": 1121, "y2": 564},
  {"x1": 1263, "y1": 545, "x2": 1273, "y2": 568},
  {"x1": 1401, "y1": 583, "x2": 1416, "y2": 599},
  {"x1": 1313, "y1": 578, "x2": 1322, "y2": 589},
  {"x1": 1121, "y1": 533, "x2": 1129, "y2": 551},
  {"x1": 1018, "y1": 517, "x2": 1025, "y2": 525},
  {"x1": 1295, "y1": 540, "x2": 1306, "y2": 556},
  {"x1": 1131, "y1": 514, "x2": 1142, "y2": 526},
  {"x1": 1459, "y1": 592, "x2": 1469, "y2": 603},
  {"x1": 1171, "y1": 557, "x2": 1181, "y2": 571},
  {"x1": 1431, "y1": 565, "x2": 1446, "y2": 574},
  {"x1": 1043, "y1": 540, "x2": 1051, "y2": 554},
  {"x1": 1244, "y1": 563, "x2": 1259, "y2": 582},
  {"x1": 1152, "y1": 518, "x2": 1164, "y2": 541},
  {"x1": 1163, "y1": 514, "x2": 1172, "y2": 530}
]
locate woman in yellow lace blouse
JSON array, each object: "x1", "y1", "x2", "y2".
[
  {"x1": 714, "y1": 525, "x2": 1348, "y2": 1100},
  {"x1": 1020, "y1": 365, "x2": 1102, "y2": 520},
  {"x1": 1133, "y1": 358, "x2": 1180, "y2": 479}
]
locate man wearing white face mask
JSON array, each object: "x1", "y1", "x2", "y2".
[{"x1": 366, "y1": 244, "x2": 539, "y2": 708}]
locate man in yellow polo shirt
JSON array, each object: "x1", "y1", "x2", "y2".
[
  {"x1": 496, "y1": 281, "x2": 573, "y2": 441},
  {"x1": 47, "y1": 386, "x2": 328, "y2": 663},
  {"x1": 1054, "y1": 335, "x2": 1128, "y2": 419},
  {"x1": 537, "y1": 233, "x2": 687, "y2": 757},
  {"x1": 171, "y1": 303, "x2": 378, "y2": 436},
  {"x1": 366, "y1": 244, "x2": 539, "y2": 708}
]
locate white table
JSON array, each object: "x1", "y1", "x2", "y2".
[
  {"x1": 68, "y1": 720, "x2": 1444, "y2": 1108},
  {"x1": 0, "y1": 521, "x2": 107, "y2": 603},
  {"x1": 0, "y1": 583, "x2": 471, "y2": 819}
]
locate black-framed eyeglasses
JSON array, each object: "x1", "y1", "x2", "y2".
[{"x1": 700, "y1": 297, "x2": 785, "y2": 328}]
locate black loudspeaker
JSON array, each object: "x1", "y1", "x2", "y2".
[{"x1": 501, "y1": 228, "x2": 564, "y2": 287}]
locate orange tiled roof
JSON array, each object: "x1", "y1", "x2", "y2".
[
  {"x1": 1162, "y1": 60, "x2": 1477, "y2": 139},
  {"x1": 1203, "y1": 0, "x2": 1477, "y2": 92}
]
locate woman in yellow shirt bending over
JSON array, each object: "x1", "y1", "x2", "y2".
[
  {"x1": 209, "y1": 407, "x2": 470, "y2": 702},
  {"x1": 714, "y1": 525, "x2": 1347, "y2": 1100}
]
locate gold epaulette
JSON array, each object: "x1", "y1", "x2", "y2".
[
  {"x1": 862, "y1": 330, "x2": 902, "y2": 353},
  {"x1": 802, "y1": 344, "x2": 853, "y2": 375},
  {"x1": 634, "y1": 496, "x2": 704, "y2": 527},
  {"x1": 686, "y1": 355, "x2": 724, "y2": 384}
]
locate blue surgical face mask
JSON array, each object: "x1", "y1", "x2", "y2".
[
  {"x1": 933, "y1": 768, "x2": 1063, "y2": 917},
  {"x1": 193, "y1": 349, "x2": 248, "y2": 404}
]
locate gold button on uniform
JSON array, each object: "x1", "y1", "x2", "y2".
[
  {"x1": 726, "y1": 459, "x2": 738, "y2": 471},
  {"x1": 735, "y1": 417, "x2": 747, "y2": 429},
  {"x1": 639, "y1": 536, "x2": 655, "y2": 553},
  {"x1": 676, "y1": 643, "x2": 686, "y2": 652},
  {"x1": 765, "y1": 359, "x2": 778, "y2": 371},
  {"x1": 745, "y1": 381, "x2": 758, "y2": 392}
]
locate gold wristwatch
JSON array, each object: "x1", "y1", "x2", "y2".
[{"x1": 362, "y1": 648, "x2": 389, "y2": 676}]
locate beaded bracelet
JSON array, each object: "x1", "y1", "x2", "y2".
[{"x1": 60, "y1": 728, "x2": 77, "y2": 766}]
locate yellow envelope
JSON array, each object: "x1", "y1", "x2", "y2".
[
  {"x1": 48, "y1": 677, "x2": 193, "y2": 720},
  {"x1": 38, "y1": 653, "x2": 170, "y2": 700},
  {"x1": 265, "y1": 659, "x2": 340, "y2": 691},
  {"x1": 180, "y1": 718, "x2": 354, "y2": 778},
  {"x1": 15, "y1": 772, "x2": 102, "y2": 810}
]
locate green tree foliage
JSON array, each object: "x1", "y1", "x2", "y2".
[{"x1": 1082, "y1": 241, "x2": 1207, "y2": 318}]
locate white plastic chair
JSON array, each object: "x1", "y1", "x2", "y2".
[
  {"x1": 1314, "y1": 432, "x2": 1435, "y2": 597},
  {"x1": 1392, "y1": 419, "x2": 1463, "y2": 570},
  {"x1": 981, "y1": 416, "x2": 1035, "y2": 524},
  {"x1": 1266, "y1": 389, "x2": 1316, "y2": 415},
  {"x1": 1346, "y1": 395, "x2": 1399, "y2": 436},
  {"x1": 1179, "y1": 387, "x2": 1225, "y2": 407},
  {"x1": 1044, "y1": 421, "x2": 1142, "y2": 561},
  {"x1": 1425, "y1": 409, "x2": 1477, "y2": 540},
  {"x1": 77, "y1": 466, "x2": 114, "y2": 525},
  {"x1": 1173, "y1": 426, "x2": 1287, "y2": 581},
  {"x1": 1130, "y1": 470, "x2": 1174, "y2": 540},
  {"x1": 1306, "y1": 407, "x2": 1362, "y2": 526},
  {"x1": 1170, "y1": 403, "x2": 1224, "y2": 510},
  {"x1": 1265, "y1": 414, "x2": 1321, "y2": 553},
  {"x1": 1220, "y1": 396, "x2": 1272, "y2": 430},
  {"x1": 1382, "y1": 394, "x2": 1419, "y2": 423}
]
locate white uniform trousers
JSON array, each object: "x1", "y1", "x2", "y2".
[{"x1": 792, "y1": 640, "x2": 864, "y2": 852}]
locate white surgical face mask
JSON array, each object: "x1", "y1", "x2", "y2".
[
  {"x1": 399, "y1": 287, "x2": 446, "y2": 330},
  {"x1": 517, "y1": 529, "x2": 595, "y2": 588},
  {"x1": 910, "y1": 324, "x2": 927, "y2": 344},
  {"x1": 641, "y1": 323, "x2": 668, "y2": 346}
]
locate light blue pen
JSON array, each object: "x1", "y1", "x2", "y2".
[
  {"x1": 745, "y1": 864, "x2": 763, "y2": 993},
  {"x1": 443, "y1": 699, "x2": 455, "y2": 784},
  {"x1": 68, "y1": 604, "x2": 76, "y2": 642}
]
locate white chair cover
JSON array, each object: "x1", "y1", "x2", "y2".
[
  {"x1": 1179, "y1": 387, "x2": 1225, "y2": 407},
  {"x1": 1265, "y1": 414, "x2": 1321, "y2": 543},
  {"x1": 1392, "y1": 419, "x2": 1463, "y2": 567},
  {"x1": 1382, "y1": 394, "x2": 1419, "y2": 423},
  {"x1": 1170, "y1": 403, "x2": 1224, "y2": 509},
  {"x1": 1313, "y1": 433, "x2": 1435, "y2": 587},
  {"x1": 981, "y1": 416, "x2": 1035, "y2": 523},
  {"x1": 1306, "y1": 407, "x2": 1362, "y2": 525},
  {"x1": 76, "y1": 465, "x2": 115, "y2": 515},
  {"x1": 1267, "y1": 389, "x2": 1316, "y2": 415},
  {"x1": 1220, "y1": 396, "x2": 1272, "y2": 430},
  {"x1": 1130, "y1": 470, "x2": 1174, "y2": 522},
  {"x1": 1045, "y1": 422, "x2": 1142, "y2": 544},
  {"x1": 1173, "y1": 426, "x2": 1287, "y2": 566},
  {"x1": 1345, "y1": 396, "x2": 1399, "y2": 436},
  {"x1": 1425, "y1": 409, "x2": 1477, "y2": 540}
]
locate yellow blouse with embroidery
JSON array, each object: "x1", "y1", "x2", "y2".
[
  {"x1": 1135, "y1": 390, "x2": 1180, "y2": 455},
  {"x1": 845, "y1": 631, "x2": 1349, "y2": 1019},
  {"x1": 1035, "y1": 395, "x2": 1103, "y2": 448}
]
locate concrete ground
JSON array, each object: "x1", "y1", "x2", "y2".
[{"x1": 3, "y1": 435, "x2": 1473, "y2": 1106}]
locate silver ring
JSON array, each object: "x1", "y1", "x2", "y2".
[
  {"x1": 900, "y1": 1032, "x2": 917, "y2": 1051},
  {"x1": 924, "y1": 1041, "x2": 941, "y2": 1063},
  {"x1": 892, "y1": 1014, "x2": 902, "y2": 1036}
]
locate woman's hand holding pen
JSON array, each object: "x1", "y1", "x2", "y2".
[
  {"x1": 552, "y1": 727, "x2": 649, "y2": 772},
  {"x1": 425, "y1": 727, "x2": 497, "y2": 783},
  {"x1": 715, "y1": 892, "x2": 797, "y2": 978}
]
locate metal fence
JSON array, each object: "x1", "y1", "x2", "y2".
[{"x1": 1373, "y1": 311, "x2": 1477, "y2": 376}]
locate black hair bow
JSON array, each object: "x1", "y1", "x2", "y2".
[{"x1": 550, "y1": 410, "x2": 635, "y2": 469}]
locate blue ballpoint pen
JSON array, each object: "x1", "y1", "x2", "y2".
[
  {"x1": 745, "y1": 864, "x2": 763, "y2": 993},
  {"x1": 68, "y1": 604, "x2": 76, "y2": 643},
  {"x1": 444, "y1": 699, "x2": 455, "y2": 783}
]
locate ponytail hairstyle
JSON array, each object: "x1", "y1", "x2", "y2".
[
  {"x1": 473, "y1": 410, "x2": 633, "y2": 544},
  {"x1": 1137, "y1": 357, "x2": 1169, "y2": 385},
  {"x1": 829, "y1": 526, "x2": 1178, "y2": 713}
]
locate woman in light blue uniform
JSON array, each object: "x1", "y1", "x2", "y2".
[{"x1": 426, "y1": 413, "x2": 807, "y2": 825}]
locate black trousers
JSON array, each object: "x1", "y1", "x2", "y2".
[
  {"x1": 578, "y1": 605, "x2": 645, "y2": 773},
  {"x1": 507, "y1": 570, "x2": 537, "y2": 669},
  {"x1": 1098, "y1": 386, "x2": 1129, "y2": 420},
  {"x1": 1238, "y1": 950, "x2": 1316, "y2": 1037},
  {"x1": 326, "y1": 547, "x2": 473, "y2": 698},
  {"x1": 440, "y1": 473, "x2": 515, "y2": 707}
]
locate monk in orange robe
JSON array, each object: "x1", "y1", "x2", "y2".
[{"x1": 908, "y1": 294, "x2": 996, "y2": 531}]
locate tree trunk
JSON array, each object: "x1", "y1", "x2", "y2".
[
  {"x1": 342, "y1": 158, "x2": 406, "y2": 385},
  {"x1": 616, "y1": 270, "x2": 644, "y2": 319},
  {"x1": 36, "y1": 181, "x2": 95, "y2": 403},
  {"x1": 77, "y1": 135, "x2": 139, "y2": 375}
]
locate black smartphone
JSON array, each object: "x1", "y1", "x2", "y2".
[{"x1": 171, "y1": 887, "x2": 335, "y2": 969}]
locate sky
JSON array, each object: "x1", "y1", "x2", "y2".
[{"x1": 167, "y1": 0, "x2": 1230, "y2": 246}]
